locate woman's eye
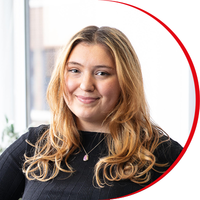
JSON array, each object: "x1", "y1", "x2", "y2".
[
  {"x1": 68, "y1": 69, "x2": 79, "y2": 73},
  {"x1": 96, "y1": 71, "x2": 109, "y2": 76}
]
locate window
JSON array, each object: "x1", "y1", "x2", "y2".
[{"x1": 27, "y1": 1, "x2": 61, "y2": 126}]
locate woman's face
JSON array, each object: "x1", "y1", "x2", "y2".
[{"x1": 64, "y1": 42, "x2": 121, "y2": 130}]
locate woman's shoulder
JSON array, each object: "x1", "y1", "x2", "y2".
[
  {"x1": 154, "y1": 134, "x2": 183, "y2": 165},
  {"x1": 27, "y1": 124, "x2": 50, "y2": 143},
  {"x1": 24, "y1": 124, "x2": 49, "y2": 156}
]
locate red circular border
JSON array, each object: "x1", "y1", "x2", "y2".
[{"x1": 100, "y1": 0, "x2": 200, "y2": 198}]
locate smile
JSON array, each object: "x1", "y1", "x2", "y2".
[{"x1": 76, "y1": 95, "x2": 100, "y2": 104}]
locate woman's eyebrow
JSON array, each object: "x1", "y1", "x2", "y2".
[
  {"x1": 67, "y1": 61, "x2": 114, "y2": 70},
  {"x1": 94, "y1": 65, "x2": 114, "y2": 70},
  {"x1": 67, "y1": 61, "x2": 82, "y2": 66}
]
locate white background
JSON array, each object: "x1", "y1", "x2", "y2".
[{"x1": 111, "y1": 0, "x2": 199, "y2": 199}]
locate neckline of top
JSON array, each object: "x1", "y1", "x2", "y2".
[{"x1": 78, "y1": 130, "x2": 110, "y2": 135}]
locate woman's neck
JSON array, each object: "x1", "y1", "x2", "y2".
[{"x1": 76, "y1": 118, "x2": 110, "y2": 133}]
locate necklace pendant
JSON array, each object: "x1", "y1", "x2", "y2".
[{"x1": 83, "y1": 154, "x2": 89, "y2": 161}]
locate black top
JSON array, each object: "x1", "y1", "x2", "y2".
[{"x1": 0, "y1": 125, "x2": 183, "y2": 200}]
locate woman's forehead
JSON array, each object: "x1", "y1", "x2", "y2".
[{"x1": 67, "y1": 42, "x2": 115, "y2": 67}]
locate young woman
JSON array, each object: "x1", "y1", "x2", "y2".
[{"x1": 0, "y1": 26, "x2": 183, "y2": 200}]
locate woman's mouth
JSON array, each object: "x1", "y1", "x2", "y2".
[{"x1": 76, "y1": 95, "x2": 100, "y2": 104}]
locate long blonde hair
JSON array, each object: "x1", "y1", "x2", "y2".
[{"x1": 23, "y1": 26, "x2": 168, "y2": 186}]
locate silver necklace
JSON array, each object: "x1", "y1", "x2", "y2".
[{"x1": 80, "y1": 135, "x2": 106, "y2": 161}]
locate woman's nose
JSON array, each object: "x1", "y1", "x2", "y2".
[{"x1": 80, "y1": 73, "x2": 95, "y2": 92}]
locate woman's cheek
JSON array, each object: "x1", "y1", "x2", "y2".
[
  {"x1": 65, "y1": 78, "x2": 77, "y2": 94},
  {"x1": 101, "y1": 81, "x2": 120, "y2": 101}
]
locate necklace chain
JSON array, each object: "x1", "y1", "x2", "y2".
[{"x1": 80, "y1": 135, "x2": 106, "y2": 161}]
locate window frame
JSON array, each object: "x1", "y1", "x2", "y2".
[{"x1": 13, "y1": 0, "x2": 27, "y2": 132}]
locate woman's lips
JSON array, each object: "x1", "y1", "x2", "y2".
[{"x1": 76, "y1": 95, "x2": 100, "y2": 104}]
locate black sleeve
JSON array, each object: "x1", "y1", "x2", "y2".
[
  {"x1": 154, "y1": 136, "x2": 183, "y2": 166},
  {"x1": 0, "y1": 124, "x2": 49, "y2": 200},
  {"x1": 149, "y1": 135, "x2": 183, "y2": 182},
  {"x1": 0, "y1": 132, "x2": 27, "y2": 200}
]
